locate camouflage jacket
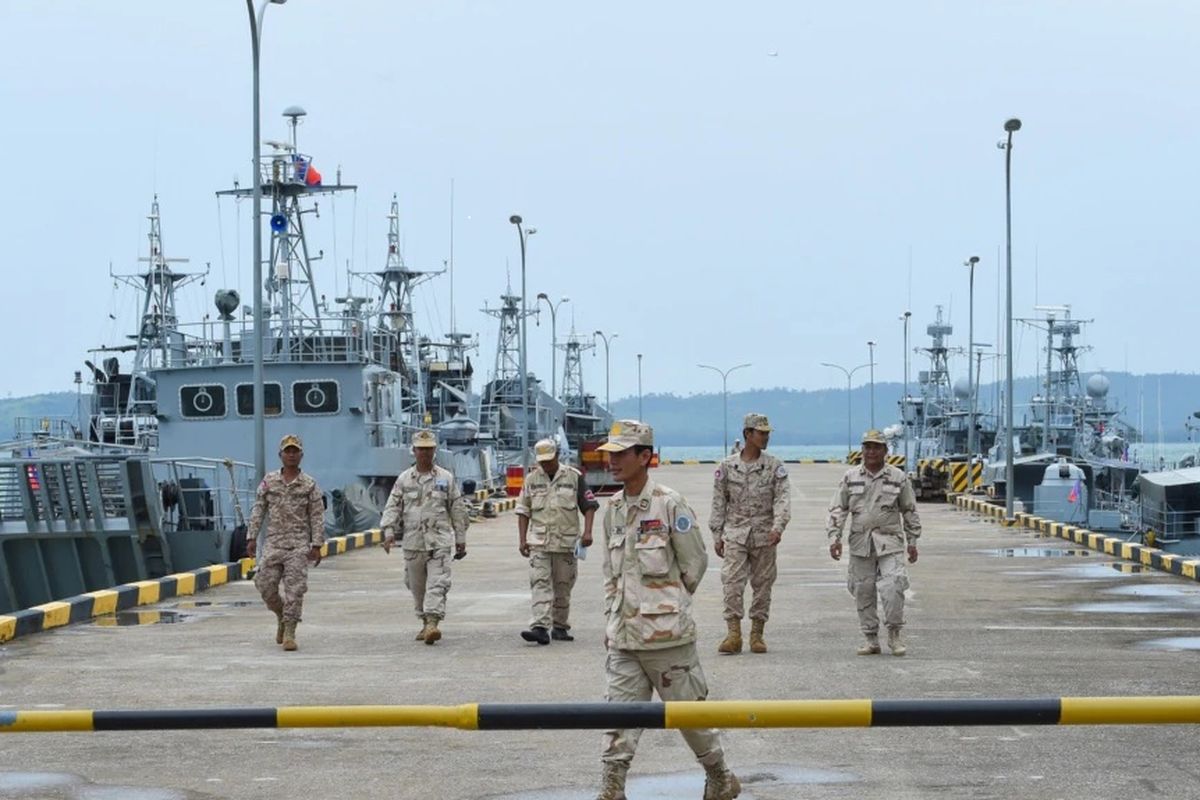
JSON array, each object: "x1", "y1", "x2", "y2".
[
  {"x1": 380, "y1": 465, "x2": 469, "y2": 552},
  {"x1": 516, "y1": 463, "x2": 600, "y2": 552},
  {"x1": 602, "y1": 479, "x2": 707, "y2": 651},
  {"x1": 247, "y1": 470, "x2": 325, "y2": 552},
  {"x1": 826, "y1": 464, "x2": 922, "y2": 557},
  {"x1": 709, "y1": 451, "x2": 791, "y2": 546}
]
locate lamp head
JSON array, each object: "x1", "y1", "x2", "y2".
[
  {"x1": 509, "y1": 214, "x2": 523, "y2": 225},
  {"x1": 1004, "y1": 118, "x2": 1022, "y2": 132},
  {"x1": 967, "y1": 256, "x2": 980, "y2": 265}
]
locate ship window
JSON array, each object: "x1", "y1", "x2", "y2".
[
  {"x1": 235, "y1": 383, "x2": 283, "y2": 417},
  {"x1": 292, "y1": 380, "x2": 339, "y2": 415},
  {"x1": 180, "y1": 385, "x2": 227, "y2": 419}
]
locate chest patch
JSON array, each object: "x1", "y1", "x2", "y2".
[
  {"x1": 639, "y1": 519, "x2": 667, "y2": 538},
  {"x1": 435, "y1": 479, "x2": 449, "y2": 492}
]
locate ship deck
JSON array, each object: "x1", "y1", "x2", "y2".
[{"x1": 3, "y1": 463, "x2": 1200, "y2": 799}]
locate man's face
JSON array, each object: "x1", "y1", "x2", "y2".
[
  {"x1": 607, "y1": 448, "x2": 648, "y2": 483},
  {"x1": 414, "y1": 446, "x2": 436, "y2": 470},
  {"x1": 745, "y1": 428, "x2": 770, "y2": 450},
  {"x1": 280, "y1": 446, "x2": 303, "y2": 468},
  {"x1": 862, "y1": 441, "x2": 887, "y2": 469},
  {"x1": 541, "y1": 456, "x2": 559, "y2": 474}
]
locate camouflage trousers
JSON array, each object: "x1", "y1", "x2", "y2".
[
  {"x1": 254, "y1": 547, "x2": 310, "y2": 623},
  {"x1": 601, "y1": 643, "x2": 724, "y2": 768},
  {"x1": 720, "y1": 540, "x2": 778, "y2": 621},
  {"x1": 847, "y1": 548, "x2": 910, "y2": 635},
  {"x1": 528, "y1": 549, "x2": 577, "y2": 629},
  {"x1": 404, "y1": 548, "x2": 453, "y2": 621}
]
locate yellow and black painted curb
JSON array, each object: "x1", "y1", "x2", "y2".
[
  {"x1": 0, "y1": 529, "x2": 385, "y2": 645},
  {"x1": 953, "y1": 495, "x2": 1200, "y2": 581},
  {"x1": 3, "y1": 696, "x2": 1200, "y2": 733}
]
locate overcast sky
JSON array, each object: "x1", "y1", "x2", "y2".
[{"x1": 2, "y1": 1, "x2": 1196, "y2": 403}]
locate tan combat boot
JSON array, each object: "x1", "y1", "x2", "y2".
[
  {"x1": 415, "y1": 618, "x2": 431, "y2": 641},
  {"x1": 717, "y1": 619, "x2": 742, "y2": 655},
  {"x1": 275, "y1": 613, "x2": 285, "y2": 645},
  {"x1": 703, "y1": 759, "x2": 742, "y2": 800},
  {"x1": 282, "y1": 621, "x2": 298, "y2": 651},
  {"x1": 887, "y1": 627, "x2": 906, "y2": 657},
  {"x1": 595, "y1": 762, "x2": 628, "y2": 800},
  {"x1": 749, "y1": 619, "x2": 767, "y2": 654},
  {"x1": 423, "y1": 617, "x2": 442, "y2": 645},
  {"x1": 857, "y1": 634, "x2": 881, "y2": 655}
]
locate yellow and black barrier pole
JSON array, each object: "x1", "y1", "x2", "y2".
[{"x1": 4, "y1": 697, "x2": 1200, "y2": 733}]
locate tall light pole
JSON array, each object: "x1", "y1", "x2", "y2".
[
  {"x1": 867, "y1": 341, "x2": 877, "y2": 428},
  {"x1": 593, "y1": 331, "x2": 617, "y2": 411},
  {"x1": 964, "y1": 256, "x2": 981, "y2": 460},
  {"x1": 1001, "y1": 117, "x2": 1022, "y2": 520},
  {"x1": 509, "y1": 215, "x2": 533, "y2": 470},
  {"x1": 821, "y1": 361, "x2": 872, "y2": 460},
  {"x1": 901, "y1": 311, "x2": 911, "y2": 467},
  {"x1": 535, "y1": 293, "x2": 569, "y2": 399},
  {"x1": 246, "y1": 0, "x2": 287, "y2": 481},
  {"x1": 636, "y1": 354, "x2": 643, "y2": 420},
  {"x1": 697, "y1": 362, "x2": 752, "y2": 455}
]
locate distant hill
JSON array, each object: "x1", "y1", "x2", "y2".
[
  {"x1": 610, "y1": 372, "x2": 1200, "y2": 445},
  {"x1": 3, "y1": 371, "x2": 1196, "y2": 445}
]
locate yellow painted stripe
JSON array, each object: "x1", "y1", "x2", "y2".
[
  {"x1": 1102, "y1": 538, "x2": 1117, "y2": 554},
  {"x1": 1060, "y1": 696, "x2": 1200, "y2": 725},
  {"x1": 207, "y1": 564, "x2": 230, "y2": 585},
  {"x1": 278, "y1": 703, "x2": 479, "y2": 730},
  {"x1": 1160, "y1": 554, "x2": 1177, "y2": 571},
  {"x1": 128, "y1": 580, "x2": 161, "y2": 605},
  {"x1": 171, "y1": 572, "x2": 197, "y2": 595},
  {"x1": 1119, "y1": 542, "x2": 1135, "y2": 560},
  {"x1": 0, "y1": 710, "x2": 94, "y2": 732},
  {"x1": 34, "y1": 601, "x2": 72, "y2": 629},
  {"x1": 665, "y1": 700, "x2": 872, "y2": 729},
  {"x1": 1140, "y1": 549, "x2": 1155, "y2": 566},
  {"x1": 0, "y1": 615, "x2": 15, "y2": 643},
  {"x1": 84, "y1": 590, "x2": 119, "y2": 616},
  {"x1": 1183, "y1": 561, "x2": 1199, "y2": 579}
]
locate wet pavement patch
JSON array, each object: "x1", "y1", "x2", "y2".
[
  {"x1": 1137, "y1": 636, "x2": 1200, "y2": 652},
  {"x1": 985, "y1": 547, "x2": 1093, "y2": 558},
  {"x1": 485, "y1": 764, "x2": 858, "y2": 799},
  {"x1": 92, "y1": 610, "x2": 193, "y2": 627},
  {"x1": 0, "y1": 772, "x2": 85, "y2": 793},
  {"x1": 1072, "y1": 601, "x2": 1194, "y2": 614},
  {"x1": 0, "y1": 772, "x2": 209, "y2": 800},
  {"x1": 172, "y1": 600, "x2": 253, "y2": 609},
  {"x1": 1105, "y1": 584, "x2": 1200, "y2": 599}
]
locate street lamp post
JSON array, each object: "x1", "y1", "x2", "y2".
[
  {"x1": 697, "y1": 362, "x2": 752, "y2": 455},
  {"x1": 509, "y1": 215, "x2": 533, "y2": 470},
  {"x1": 593, "y1": 331, "x2": 617, "y2": 411},
  {"x1": 867, "y1": 341, "x2": 877, "y2": 428},
  {"x1": 535, "y1": 293, "x2": 569, "y2": 400},
  {"x1": 1001, "y1": 117, "x2": 1022, "y2": 520},
  {"x1": 246, "y1": 0, "x2": 287, "y2": 481},
  {"x1": 965, "y1": 256, "x2": 981, "y2": 460},
  {"x1": 901, "y1": 311, "x2": 911, "y2": 466},
  {"x1": 637, "y1": 354, "x2": 643, "y2": 420},
  {"x1": 821, "y1": 361, "x2": 872, "y2": 460}
]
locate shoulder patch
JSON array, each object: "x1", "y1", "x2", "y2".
[
  {"x1": 674, "y1": 514, "x2": 693, "y2": 533},
  {"x1": 714, "y1": 467, "x2": 723, "y2": 480},
  {"x1": 775, "y1": 465, "x2": 788, "y2": 478}
]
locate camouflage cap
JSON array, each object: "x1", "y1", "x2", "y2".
[
  {"x1": 411, "y1": 429, "x2": 438, "y2": 449},
  {"x1": 597, "y1": 419, "x2": 654, "y2": 452},
  {"x1": 278, "y1": 434, "x2": 303, "y2": 451},
  {"x1": 861, "y1": 429, "x2": 887, "y2": 446},
  {"x1": 534, "y1": 438, "x2": 559, "y2": 462},
  {"x1": 743, "y1": 412, "x2": 772, "y2": 432}
]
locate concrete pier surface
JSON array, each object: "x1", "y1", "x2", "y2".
[{"x1": 3, "y1": 463, "x2": 1200, "y2": 800}]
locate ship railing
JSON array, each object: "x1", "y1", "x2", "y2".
[
  {"x1": 12, "y1": 416, "x2": 80, "y2": 441},
  {"x1": 156, "y1": 317, "x2": 404, "y2": 369},
  {"x1": 1138, "y1": 500, "x2": 1198, "y2": 543},
  {"x1": 363, "y1": 420, "x2": 429, "y2": 449},
  {"x1": 149, "y1": 457, "x2": 255, "y2": 534}
]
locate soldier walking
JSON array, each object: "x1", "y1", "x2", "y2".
[
  {"x1": 710, "y1": 413, "x2": 791, "y2": 654},
  {"x1": 245, "y1": 434, "x2": 325, "y2": 652},
  {"x1": 516, "y1": 438, "x2": 600, "y2": 645},
  {"x1": 380, "y1": 429, "x2": 469, "y2": 645},
  {"x1": 826, "y1": 429, "x2": 922, "y2": 656},
  {"x1": 595, "y1": 420, "x2": 741, "y2": 800}
]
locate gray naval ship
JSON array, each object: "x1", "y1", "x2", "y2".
[{"x1": 0, "y1": 107, "x2": 569, "y2": 615}]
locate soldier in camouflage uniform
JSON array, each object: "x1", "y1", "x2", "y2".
[
  {"x1": 380, "y1": 429, "x2": 469, "y2": 645},
  {"x1": 516, "y1": 438, "x2": 600, "y2": 645},
  {"x1": 595, "y1": 420, "x2": 741, "y2": 800},
  {"x1": 710, "y1": 412, "x2": 791, "y2": 655},
  {"x1": 245, "y1": 434, "x2": 325, "y2": 652},
  {"x1": 827, "y1": 429, "x2": 922, "y2": 656}
]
